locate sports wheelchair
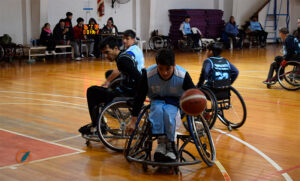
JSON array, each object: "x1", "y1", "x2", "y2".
[
  {"x1": 124, "y1": 104, "x2": 216, "y2": 173},
  {"x1": 199, "y1": 86, "x2": 247, "y2": 131},
  {"x1": 148, "y1": 30, "x2": 173, "y2": 51},
  {"x1": 265, "y1": 60, "x2": 300, "y2": 91}
]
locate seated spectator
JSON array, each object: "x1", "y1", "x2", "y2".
[
  {"x1": 293, "y1": 18, "x2": 300, "y2": 41},
  {"x1": 39, "y1": 23, "x2": 56, "y2": 55},
  {"x1": 53, "y1": 19, "x2": 70, "y2": 45},
  {"x1": 64, "y1": 12, "x2": 74, "y2": 42},
  {"x1": 249, "y1": 16, "x2": 268, "y2": 47},
  {"x1": 224, "y1": 16, "x2": 245, "y2": 49},
  {"x1": 88, "y1": 18, "x2": 101, "y2": 57},
  {"x1": 179, "y1": 16, "x2": 201, "y2": 49},
  {"x1": 102, "y1": 17, "x2": 118, "y2": 35},
  {"x1": 73, "y1": 17, "x2": 95, "y2": 60}
]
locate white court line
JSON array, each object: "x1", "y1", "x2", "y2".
[
  {"x1": 0, "y1": 90, "x2": 85, "y2": 100},
  {"x1": 0, "y1": 128, "x2": 85, "y2": 153},
  {"x1": 0, "y1": 152, "x2": 82, "y2": 170},
  {"x1": 0, "y1": 103, "x2": 87, "y2": 111},
  {"x1": 52, "y1": 135, "x2": 81, "y2": 143},
  {"x1": 214, "y1": 128, "x2": 293, "y2": 181},
  {"x1": 0, "y1": 95, "x2": 87, "y2": 108}
]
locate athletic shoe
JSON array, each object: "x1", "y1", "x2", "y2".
[
  {"x1": 51, "y1": 51, "x2": 57, "y2": 55},
  {"x1": 45, "y1": 51, "x2": 49, "y2": 55},
  {"x1": 81, "y1": 54, "x2": 85, "y2": 58},
  {"x1": 165, "y1": 141, "x2": 176, "y2": 162},
  {"x1": 88, "y1": 54, "x2": 95, "y2": 58},
  {"x1": 154, "y1": 137, "x2": 167, "y2": 162},
  {"x1": 262, "y1": 80, "x2": 273, "y2": 85},
  {"x1": 75, "y1": 57, "x2": 81, "y2": 61}
]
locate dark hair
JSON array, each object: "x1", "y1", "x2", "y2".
[
  {"x1": 108, "y1": 17, "x2": 114, "y2": 24},
  {"x1": 251, "y1": 16, "x2": 258, "y2": 21},
  {"x1": 100, "y1": 36, "x2": 120, "y2": 50},
  {"x1": 88, "y1": 18, "x2": 97, "y2": 25},
  {"x1": 77, "y1": 17, "x2": 84, "y2": 24},
  {"x1": 59, "y1": 19, "x2": 65, "y2": 23},
  {"x1": 208, "y1": 42, "x2": 223, "y2": 56},
  {"x1": 279, "y1": 27, "x2": 289, "y2": 34},
  {"x1": 156, "y1": 49, "x2": 175, "y2": 66},
  {"x1": 42, "y1": 23, "x2": 49, "y2": 29},
  {"x1": 185, "y1": 15, "x2": 191, "y2": 20},
  {"x1": 123, "y1": 29, "x2": 136, "y2": 39},
  {"x1": 66, "y1": 12, "x2": 73, "y2": 17},
  {"x1": 229, "y1": 16, "x2": 236, "y2": 25}
]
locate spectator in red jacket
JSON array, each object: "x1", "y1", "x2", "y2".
[{"x1": 72, "y1": 17, "x2": 95, "y2": 60}]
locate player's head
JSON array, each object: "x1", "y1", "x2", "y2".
[
  {"x1": 123, "y1": 29, "x2": 136, "y2": 49},
  {"x1": 77, "y1": 17, "x2": 84, "y2": 26},
  {"x1": 89, "y1": 18, "x2": 97, "y2": 25},
  {"x1": 59, "y1": 19, "x2": 65, "y2": 27},
  {"x1": 207, "y1": 42, "x2": 223, "y2": 57},
  {"x1": 100, "y1": 36, "x2": 120, "y2": 61},
  {"x1": 184, "y1": 15, "x2": 191, "y2": 23},
  {"x1": 156, "y1": 49, "x2": 175, "y2": 80},
  {"x1": 66, "y1": 12, "x2": 73, "y2": 19},
  {"x1": 251, "y1": 16, "x2": 258, "y2": 22},
  {"x1": 279, "y1": 27, "x2": 289, "y2": 40}
]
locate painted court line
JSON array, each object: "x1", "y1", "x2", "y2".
[
  {"x1": 0, "y1": 95, "x2": 87, "y2": 108},
  {"x1": 0, "y1": 128, "x2": 85, "y2": 153},
  {"x1": 52, "y1": 135, "x2": 81, "y2": 143},
  {"x1": 0, "y1": 90, "x2": 85, "y2": 99},
  {"x1": 214, "y1": 128, "x2": 293, "y2": 181},
  {"x1": 0, "y1": 152, "x2": 82, "y2": 170},
  {"x1": 215, "y1": 160, "x2": 231, "y2": 181},
  {"x1": 252, "y1": 165, "x2": 300, "y2": 181}
]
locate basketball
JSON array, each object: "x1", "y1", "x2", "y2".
[{"x1": 180, "y1": 89, "x2": 207, "y2": 116}]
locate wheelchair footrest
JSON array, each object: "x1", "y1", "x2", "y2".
[
  {"x1": 126, "y1": 156, "x2": 202, "y2": 166},
  {"x1": 81, "y1": 134, "x2": 101, "y2": 142}
]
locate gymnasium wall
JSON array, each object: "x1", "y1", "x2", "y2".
[{"x1": 0, "y1": 0, "x2": 23, "y2": 44}]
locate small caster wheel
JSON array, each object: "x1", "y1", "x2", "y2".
[
  {"x1": 86, "y1": 140, "x2": 90, "y2": 146},
  {"x1": 267, "y1": 84, "x2": 271, "y2": 89},
  {"x1": 227, "y1": 125, "x2": 232, "y2": 131},
  {"x1": 173, "y1": 166, "x2": 179, "y2": 174},
  {"x1": 142, "y1": 163, "x2": 148, "y2": 172}
]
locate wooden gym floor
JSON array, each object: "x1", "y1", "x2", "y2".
[{"x1": 0, "y1": 45, "x2": 299, "y2": 181}]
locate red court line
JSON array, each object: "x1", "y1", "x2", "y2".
[
  {"x1": 0, "y1": 130, "x2": 79, "y2": 167},
  {"x1": 252, "y1": 165, "x2": 300, "y2": 181}
]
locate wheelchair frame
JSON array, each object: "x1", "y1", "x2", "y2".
[
  {"x1": 266, "y1": 60, "x2": 300, "y2": 91},
  {"x1": 124, "y1": 104, "x2": 216, "y2": 173},
  {"x1": 200, "y1": 86, "x2": 247, "y2": 131}
]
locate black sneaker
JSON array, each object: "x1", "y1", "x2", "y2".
[{"x1": 78, "y1": 124, "x2": 93, "y2": 134}]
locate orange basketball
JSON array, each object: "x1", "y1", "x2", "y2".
[{"x1": 180, "y1": 88, "x2": 207, "y2": 116}]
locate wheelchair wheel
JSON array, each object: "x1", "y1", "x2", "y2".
[
  {"x1": 0, "y1": 45, "x2": 4, "y2": 61},
  {"x1": 277, "y1": 61, "x2": 300, "y2": 91},
  {"x1": 164, "y1": 37, "x2": 174, "y2": 49},
  {"x1": 217, "y1": 87, "x2": 247, "y2": 129},
  {"x1": 187, "y1": 115, "x2": 216, "y2": 166},
  {"x1": 149, "y1": 36, "x2": 164, "y2": 51},
  {"x1": 108, "y1": 78, "x2": 122, "y2": 90},
  {"x1": 178, "y1": 36, "x2": 193, "y2": 52},
  {"x1": 125, "y1": 105, "x2": 151, "y2": 162},
  {"x1": 199, "y1": 86, "x2": 218, "y2": 129},
  {"x1": 97, "y1": 99, "x2": 132, "y2": 152}
]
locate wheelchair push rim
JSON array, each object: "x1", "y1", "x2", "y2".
[
  {"x1": 277, "y1": 61, "x2": 300, "y2": 91},
  {"x1": 97, "y1": 100, "x2": 132, "y2": 152},
  {"x1": 217, "y1": 86, "x2": 247, "y2": 129}
]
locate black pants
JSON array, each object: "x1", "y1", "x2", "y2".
[
  {"x1": 226, "y1": 32, "x2": 245, "y2": 48},
  {"x1": 251, "y1": 30, "x2": 268, "y2": 44},
  {"x1": 187, "y1": 33, "x2": 200, "y2": 48},
  {"x1": 266, "y1": 56, "x2": 300, "y2": 81},
  {"x1": 41, "y1": 40, "x2": 56, "y2": 51},
  {"x1": 87, "y1": 86, "x2": 122, "y2": 127}
]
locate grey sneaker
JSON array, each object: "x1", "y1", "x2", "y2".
[
  {"x1": 165, "y1": 141, "x2": 176, "y2": 162},
  {"x1": 154, "y1": 137, "x2": 167, "y2": 162}
]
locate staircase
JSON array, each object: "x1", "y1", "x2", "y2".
[{"x1": 264, "y1": 0, "x2": 290, "y2": 42}]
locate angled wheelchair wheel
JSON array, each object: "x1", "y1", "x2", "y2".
[
  {"x1": 178, "y1": 36, "x2": 193, "y2": 52},
  {"x1": 149, "y1": 36, "x2": 164, "y2": 51},
  {"x1": 187, "y1": 115, "x2": 216, "y2": 166},
  {"x1": 217, "y1": 87, "x2": 247, "y2": 129},
  {"x1": 108, "y1": 77, "x2": 122, "y2": 90},
  {"x1": 199, "y1": 86, "x2": 218, "y2": 129},
  {"x1": 125, "y1": 105, "x2": 151, "y2": 162},
  {"x1": 277, "y1": 61, "x2": 300, "y2": 91},
  {"x1": 97, "y1": 99, "x2": 133, "y2": 152},
  {"x1": 0, "y1": 45, "x2": 4, "y2": 61}
]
